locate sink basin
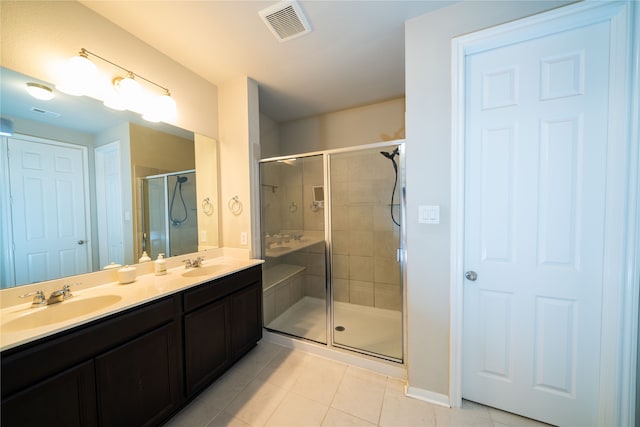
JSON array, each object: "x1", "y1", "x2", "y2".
[
  {"x1": 2, "y1": 295, "x2": 123, "y2": 332},
  {"x1": 182, "y1": 264, "x2": 229, "y2": 278}
]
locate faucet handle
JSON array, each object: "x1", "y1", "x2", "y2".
[
  {"x1": 183, "y1": 259, "x2": 192, "y2": 269},
  {"x1": 19, "y1": 290, "x2": 46, "y2": 306},
  {"x1": 62, "y1": 284, "x2": 76, "y2": 299}
]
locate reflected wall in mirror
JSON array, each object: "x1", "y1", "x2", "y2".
[{"x1": 0, "y1": 67, "x2": 219, "y2": 289}]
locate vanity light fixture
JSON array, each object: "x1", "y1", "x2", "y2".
[
  {"x1": 57, "y1": 48, "x2": 177, "y2": 123},
  {"x1": 25, "y1": 82, "x2": 55, "y2": 101},
  {"x1": 56, "y1": 49, "x2": 97, "y2": 96}
]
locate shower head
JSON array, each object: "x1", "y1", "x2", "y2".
[
  {"x1": 380, "y1": 147, "x2": 399, "y2": 160},
  {"x1": 176, "y1": 176, "x2": 188, "y2": 183}
]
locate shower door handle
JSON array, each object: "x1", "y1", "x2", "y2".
[{"x1": 77, "y1": 240, "x2": 86, "y2": 245}]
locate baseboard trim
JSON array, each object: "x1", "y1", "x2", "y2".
[
  {"x1": 405, "y1": 386, "x2": 451, "y2": 408},
  {"x1": 262, "y1": 330, "x2": 407, "y2": 380}
]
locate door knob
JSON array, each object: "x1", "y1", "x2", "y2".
[
  {"x1": 465, "y1": 271, "x2": 478, "y2": 281},
  {"x1": 77, "y1": 240, "x2": 85, "y2": 245}
]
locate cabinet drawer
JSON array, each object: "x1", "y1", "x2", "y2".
[{"x1": 183, "y1": 265, "x2": 261, "y2": 312}]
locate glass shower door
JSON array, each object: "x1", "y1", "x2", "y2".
[
  {"x1": 329, "y1": 145, "x2": 403, "y2": 361},
  {"x1": 260, "y1": 155, "x2": 327, "y2": 344},
  {"x1": 141, "y1": 170, "x2": 198, "y2": 259}
]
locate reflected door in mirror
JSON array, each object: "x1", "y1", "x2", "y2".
[{"x1": 8, "y1": 135, "x2": 91, "y2": 285}]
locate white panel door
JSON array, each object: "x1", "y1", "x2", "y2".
[
  {"x1": 463, "y1": 19, "x2": 610, "y2": 426},
  {"x1": 9, "y1": 137, "x2": 90, "y2": 284},
  {"x1": 95, "y1": 142, "x2": 124, "y2": 268}
]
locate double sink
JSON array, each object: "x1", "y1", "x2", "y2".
[
  {"x1": 2, "y1": 294, "x2": 123, "y2": 333},
  {"x1": 0, "y1": 258, "x2": 256, "y2": 349}
]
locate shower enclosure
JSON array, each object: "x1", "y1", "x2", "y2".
[
  {"x1": 259, "y1": 142, "x2": 404, "y2": 362},
  {"x1": 141, "y1": 170, "x2": 198, "y2": 259}
]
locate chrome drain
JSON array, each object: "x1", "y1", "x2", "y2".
[{"x1": 335, "y1": 326, "x2": 345, "y2": 331}]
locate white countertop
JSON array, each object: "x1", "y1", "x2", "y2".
[{"x1": 0, "y1": 256, "x2": 263, "y2": 352}]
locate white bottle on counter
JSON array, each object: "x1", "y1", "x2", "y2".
[
  {"x1": 139, "y1": 251, "x2": 151, "y2": 263},
  {"x1": 154, "y1": 253, "x2": 167, "y2": 276}
]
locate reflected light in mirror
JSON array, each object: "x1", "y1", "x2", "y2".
[{"x1": 25, "y1": 82, "x2": 55, "y2": 101}]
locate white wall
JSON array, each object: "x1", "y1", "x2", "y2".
[{"x1": 404, "y1": 0, "x2": 572, "y2": 398}]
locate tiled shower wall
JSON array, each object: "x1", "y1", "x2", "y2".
[
  {"x1": 262, "y1": 150, "x2": 401, "y2": 313},
  {"x1": 330, "y1": 150, "x2": 401, "y2": 311}
]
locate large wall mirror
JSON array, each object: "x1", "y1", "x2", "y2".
[{"x1": 0, "y1": 67, "x2": 219, "y2": 289}]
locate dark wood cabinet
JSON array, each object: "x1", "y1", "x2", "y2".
[
  {"x1": 1, "y1": 264, "x2": 262, "y2": 427},
  {"x1": 230, "y1": 281, "x2": 263, "y2": 358},
  {"x1": 1, "y1": 361, "x2": 97, "y2": 427},
  {"x1": 95, "y1": 322, "x2": 181, "y2": 427},
  {"x1": 184, "y1": 298, "x2": 231, "y2": 396},
  {"x1": 183, "y1": 265, "x2": 262, "y2": 397}
]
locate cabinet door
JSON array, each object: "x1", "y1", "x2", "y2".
[
  {"x1": 1, "y1": 360, "x2": 97, "y2": 427},
  {"x1": 95, "y1": 322, "x2": 180, "y2": 427},
  {"x1": 184, "y1": 298, "x2": 230, "y2": 396},
  {"x1": 231, "y1": 281, "x2": 263, "y2": 359}
]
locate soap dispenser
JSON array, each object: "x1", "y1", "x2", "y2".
[
  {"x1": 139, "y1": 251, "x2": 151, "y2": 263},
  {"x1": 154, "y1": 253, "x2": 167, "y2": 276}
]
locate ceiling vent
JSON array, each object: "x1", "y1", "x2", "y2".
[
  {"x1": 30, "y1": 107, "x2": 61, "y2": 118},
  {"x1": 259, "y1": 1, "x2": 312, "y2": 42}
]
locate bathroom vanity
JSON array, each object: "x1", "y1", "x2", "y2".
[{"x1": 0, "y1": 262, "x2": 262, "y2": 427}]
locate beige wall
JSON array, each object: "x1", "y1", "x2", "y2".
[
  {"x1": 404, "y1": 0, "x2": 571, "y2": 398},
  {"x1": 218, "y1": 76, "x2": 260, "y2": 251},
  {"x1": 278, "y1": 97, "x2": 405, "y2": 155},
  {"x1": 195, "y1": 134, "x2": 220, "y2": 251},
  {"x1": 259, "y1": 113, "x2": 281, "y2": 160},
  {"x1": 0, "y1": 1, "x2": 218, "y2": 139}
]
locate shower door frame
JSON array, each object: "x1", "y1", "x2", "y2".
[{"x1": 259, "y1": 140, "x2": 407, "y2": 363}]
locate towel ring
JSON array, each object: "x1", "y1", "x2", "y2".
[
  {"x1": 228, "y1": 196, "x2": 243, "y2": 215},
  {"x1": 201, "y1": 197, "x2": 214, "y2": 216},
  {"x1": 289, "y1": 202, "x2": 298, "y2": 213}
]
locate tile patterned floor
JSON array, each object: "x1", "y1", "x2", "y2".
[{"x1": 165, "y1": 341, "x2": 550, "y2": 427}]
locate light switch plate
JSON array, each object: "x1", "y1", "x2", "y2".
[{"x1": 418, "y1": 205, "x2": 440, "y2": 224}]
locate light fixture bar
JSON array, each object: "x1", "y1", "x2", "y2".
[{"x1": 79, "y1": 48, "x2": 171, "y2": 95}]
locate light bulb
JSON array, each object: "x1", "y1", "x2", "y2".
[
  {"x1": 114, "y1": 73, "x2": 142, "y2": 110},
  {"x1": 103, "y1": 86, "x2": 126, "y2": 111},
  {"x1": 56, "y1": 50, "x2": 97, "y2": 96},
  {"x1": 142, "y1": 91, "x2": 176, "y2": 123}
]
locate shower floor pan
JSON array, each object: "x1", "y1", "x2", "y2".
[{"x1": 266, "y1": 296, "x2": 402, "y2": 360}]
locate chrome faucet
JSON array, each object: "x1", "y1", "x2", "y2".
[
  {"x1": 183, "y1": 257, "x2": 204, "y2": 269},
  {"x1": 19, "y1": 290, "x2": 46, "y2": 307},
  {"x1": 19, "y1": 285, "x2": 74, "y2": 307},
  {"x1": 47, "y1": 285, "x2": 74, "y2": 305}
]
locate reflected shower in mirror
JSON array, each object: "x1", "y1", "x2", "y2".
[
  {"x1": 142, "y1": 170, "x2": 198, "y2": 259},
  {"x1": 0, "y1": 67, "x2": 217, "y2": 289}
]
